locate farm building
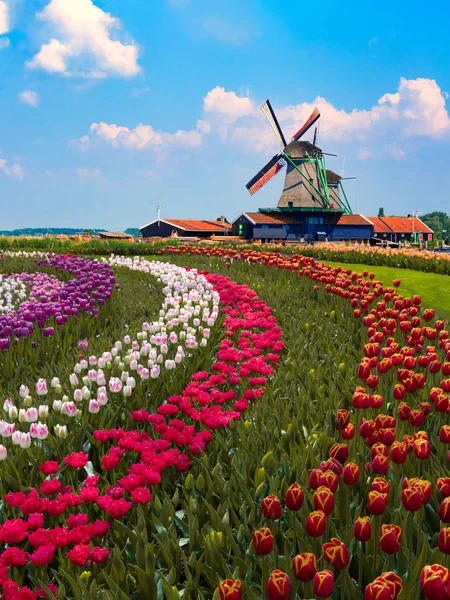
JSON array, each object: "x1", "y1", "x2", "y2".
[
  {"x1": 231, "y1": 212, "x2": 373, "y2": 243},
  {"x1": 140, "y1": 218, "x2": 231, "y2": 239},
  {"x1": 99, "y1": 232, "x2": 135, "y2": 241},
  {"x1": 367, "y1": 216, "x2": 433, "y2": 243}
]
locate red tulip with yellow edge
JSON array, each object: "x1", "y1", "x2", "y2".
[
  {"x1": 372, "y1": 478, "x2": 390, "y2": 495},
  {"x1": 313, "y1": 570, "x2": 335, "y2": 598},
  {"x1": 285, "y1": 484, "x2": 304, "y2": 511},
  {"x1": 252, "y1": 528, "x2": 274, "y2": 555},
  {"x1": 372, "y1": 454, "x2": 389, "y2": 475},
  {"x1": 368, "y1": 490, "x2": 387, "y2": 515},
  {"x1": 413, "y1": 438, "x2": 431, "y2": 460},
  {"x1": 439, "y1": 498, "x2": 450, "y2": 523},
  {"x1": 437, "y1": 478, "x2": 450, "y2": 498},
  {"x1": 439, "y1": 528, "x2": 450, "y2": 554},
  {"x1": 335, "y1": 409, "x2": 350, "y2": 430},
  {"x1": 306, "y1": 510, "x2": 327, "y2": 537},
  {"x1": 420, "y1": 564, "x2": 450, "y2": 600},
  {"x1": 402, "y1": 486, "x2": 423, "y2": 512},
  {"x1": 379, "y1": 572, "x2": 402, "y2": 598},
  {"x1": 319, "y1": 470, "x2": 339, "y2": 493},
  {"x1": 322, "y1": 537, "x2": 350, "y2": 569},
  {"x1": 365, "y1": 579, "x2": 396, "y2": 600},
  {"x1": 354, "y1": 516, "x2": 372, "y2": 542},
  {"x1": 342, "y1": 462, "x2": 360, "y2": 485},
  {"x1": 329, "y1": 442, "x2": 348, "y2": 463},
  {"x1": 440, "y1": 426, "x2": 450, "y2": 444},
  {"x1": 261, "y1": 495, "x2": 282, "y2": 520},
  {"x1": 218, "y1": 579, "x2": 242, "y2": 600},
  {"x1": 292, "y1": 553, "x2": 317, "y2": 582},
  {"x1": 379, "y1": 524, "x2": 402, "y2": 554},
  {"x1": 267, "y1": 570, "x2": 291, "y2": 600},
  {"x1": 390, "y1": 441, "x2": 407, "y2": 465},
  {"x1": 313, "y1": 486, "x2": 335, "y2": 516}
]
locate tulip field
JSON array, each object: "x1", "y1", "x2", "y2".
[{"x1": 1, "y1": 248, "x2": 450, "y2": 599}]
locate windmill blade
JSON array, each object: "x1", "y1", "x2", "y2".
[
  {"x1": 246, "y1": 154, "x2": 286, "y2": 196},
  {"x1": 313, "y1": 127, "x2": 318, "y2": 146},
  {"x1": 291, "y1": 107, "x2": 320, "y2": 141},
  {"x1": 261, "y1": 100, "x2": 287, "y2": 149}
]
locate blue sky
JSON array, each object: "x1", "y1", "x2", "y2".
[{"x1": 1, "y1": 0, "x2": 450, "y2": 230}]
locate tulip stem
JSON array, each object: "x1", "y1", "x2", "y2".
[
  {"x1": 262, "y1": 556, "x2": 268, "y2": 600},
  {"x1": 358, "y1": 542, "x2": 364, "y2": 593}
]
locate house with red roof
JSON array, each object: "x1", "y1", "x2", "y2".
[
  {"x1": 366, "y1": 216, "x2": 433, "y2": 243},
  {"x1": 231, "y1": 211, "x2": 374, "y2": 242},
  {"x1": 140, "y1": 217, "x2": 231, "y2": 239}
]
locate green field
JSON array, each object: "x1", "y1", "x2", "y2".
[{"x1": 323, "y1": 260, "x2": 450, "y2": 318}]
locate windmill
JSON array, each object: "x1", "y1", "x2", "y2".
[{"x1": 245, "y1": 100, "x2": 353, "y2": 215}]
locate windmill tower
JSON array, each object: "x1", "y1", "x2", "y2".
[{"x1": 246, "y1": 100, "x2": 352, "y2": 215}]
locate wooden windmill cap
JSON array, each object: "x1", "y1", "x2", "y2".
[{"x1": 284, "y1": 140, "x2": 322, "y2": 158}]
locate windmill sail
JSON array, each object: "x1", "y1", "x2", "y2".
[
  {"x1": 261, "y1": 100, "x2": 287, "y2": 149},
  {"x1": 246, "y1": 154, "x2": 286, "y2": 195},
  {"x1": 291, "y1": 107, "x2": 320, "y2": 141}
]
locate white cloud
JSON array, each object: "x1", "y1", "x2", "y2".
[
  {"x1": 201, "y1": 17, "x2": 256, "y2": 46},
  {"x1": 70, "y1": 135, "x2": 90, "y2": 152},
  {"x1": 130, "y1": 86, "x2": 151, "y2": 98},
  {"x1": 27, "y1": 0, "x2": 141, "y2": 78},
  {"x1": 0, "y1": 1, "x2": 8, "y2": 35},
  {"x1": 0, "y1": 158, "x2": 24, "y2": 180},
  {"x1": 0, "y1": 37, "x2": 9, "y2": 49},
  {"x1": 77, "y1": 167, "x2": 103, "y2": 181},
  {"x1": 77, "y1": 119, "x2": 210, "y2": 152},
  {"x1": 204, "y1": 78, "x2": 450, "y2": 157},
  {"x1": 204, "y1": 86, "x2": 255, "y2": 121},
  {"x1": 19, "y1": 90, "x2": 40, "y2": 107}
]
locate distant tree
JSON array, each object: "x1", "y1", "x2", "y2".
[
  {"x1": 124, "y1": 228, "x2": 141, "y2": 236},
  {"x1": 378, "y1": 207, "x2": 385, "y2": 217},
  {"x1": 422, "y1": 211, "x2": 450, "y2": 242}
]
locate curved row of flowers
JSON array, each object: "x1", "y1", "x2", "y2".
[
  {"x1": 0, "y1": 260, "x2": 219, "y2": 449},
  {"x1": 0, "y1": 255, "x2": 116, "y2": 348},
  {"x1": 0, "y1": 258, "x2": 284, "y2": 598},
  {"x1": 161, "y1": 246, "x2": 450, "y2": 600}
]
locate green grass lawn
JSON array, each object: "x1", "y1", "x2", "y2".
[{"x1": 322, "y1": 260, "x2": 450, "y2": 319}]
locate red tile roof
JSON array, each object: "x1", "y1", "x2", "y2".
[
  {"x1": 337, "y1": 214, "x2": 372, "y2": 226},
  {"x1": 162, "y1": 219, "x2": 231, "y2": 232},
  {"x1": 366, "y1": 217, "x2": 433, "y2": 234},
  {"x1": 242, "y1": 212, "x2": 300, "y2": 225}
]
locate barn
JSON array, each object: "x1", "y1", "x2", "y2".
[
  {"x1": 231, "y1": 211, "x2": 373, "y2": 243},
  {"x1": 367, "y1": 216, "x2": 433, "y2": 243},
  {"x1": 140, "y1": 218, "x2": 231, "y2": 239}
]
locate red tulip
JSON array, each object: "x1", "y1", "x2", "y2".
[
  {"x1": 342, "y1": 462, "x2": 360, "y2": 485},
  {"x1": 354, "y1": 517, "x2": 372, "y2": 542},
  {"x1": 313, "y1": 487, "x2": 335, "y2": 516},
  {"x1": 218, "y1": 579, "x2": 242, "y2": 600},
  {"x1": 372, "y1": 454, "x2": 389, "y2": 475},
  {"x1": 252, "y1": 528, "x2": 274, "y2": 555},
  {"x1": 366, "y1": 374, "x2": 379, "y2": 389},
  {"x1": 267, "y1": 570, "x2": 291, "y2": 600},
  {"x1": 368, "y1": 490, "x2": 387, "y2": 515},
  {"x1": 285, "y1": 484, "x2": 304, "y2": 511},
  {"x1": 319, "y1": 470, "x2": 339, "y2": 493},
  {"x1": 322, "y1": 537, "x2": 349, "y2": 569},
  {"x1": 420, "y1": 564, "x2": 450, "y2": 600},
  {"x1": 292, "y1": 553, "x2": 317, "y2": 582},
  {"x1": 439, "y1": 528, "x2": 450, "y2": 554},
  {"x1": 342, "y1": 424, "x2": 355, "y2": 439},
  {"x1": 437, "y1": 478, "x2": 450, "y2": 498},
  {"x1": 423, "y1": 309, "x2": 435, "y2": 321},
  {"x1": 379, "y1": 524, "x2": 402, "y2": 554},
  {"x1": 365, "y1": 579, "x2": 396, "y2": 600},
  {"x1": 380, "y1": 572, "x2": 402, "y2": 598},
  {"x1": 372, "y1": 478, "x2": 390, "y2": 495},
  {"x1": 335, "y1": 409, "x2": 350, "y2": 430},
  {"x1": 306, "y1": 510, "x2": 327, "y2": 537},
  {"x1": 360, "y1": 419, "x2": 376, "y2": 438},
  {"x1": 261, "y1": 495, "x2": 282, "y2": 520},
  {"x1": 393, "y1": 384, "x2": 406, "y2": 401},
  {"x1": 439, "y1": 498, "x2": 450, "y2": 523},
  {"x1": 309, "y1": 469, "x2": 322, "y2": 490},
  {"x1": 409, "y1": 409, "x2": 425, "y2": 427},
  {"x1": 413, "y1": 439, "x2": 431, "y2": 460},
  {"x1": 313, "y1": 570, "x2": 335, "y2": 598},
  {"x1": 390, "y1": 441, "x2": 407, "y2": 465},
  {"x1": 402, "y1": 486, "x2": 423, "y2": 511},
  {"x1": 397, "y1": 402, "x2": 410, "y2": 421},
  {"x1": 329, "y1": 443, "x2": 348, "y2": 463},
  {"x1": 440, "y1": 426, "x2": 450, "y2": 444}
]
